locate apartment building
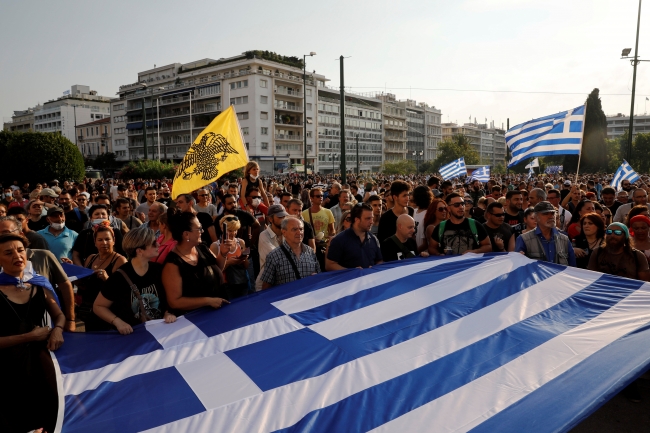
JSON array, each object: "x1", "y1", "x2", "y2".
[
  {"x1": 3, "y1": 106, "x2": 38, "y2": 132},
  {"x1": 115, "y1": 52, "x2": 326, "y2": 171},
  {"x1": 398, "y1": 100, "x2": 443, "y2": 163},
  {"x1": 374, "y1": 93, "x2": 407, "y2": 161},
  {"x1": 76, "y1": 118, "x2": 111, "y2": 157},
  {"x1": 111, "y1": 99, "x2": 128, "y2": 160},
  {"x1": 316, "y1": 88, "x2": 384, "y2": 174},
  {"x1": 442, "y1": 122, "x2": 507, "y2": 167},
  {"x1": 606, "y1": 113, "x2": 650, "y2": 139}
]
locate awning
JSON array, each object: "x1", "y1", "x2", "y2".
[{"x1": 161, "y1": 87, "x2": 195, "y2": 97}]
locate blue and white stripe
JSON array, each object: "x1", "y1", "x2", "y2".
[
  {"x1": 439, "y1": 157, "x2": 467, "y2": 180},
  {"x1": 611, "y1": 160, "x2": 640, "y2": 191},
  {"x1": 53, "y1": 253, "x2": 650, "y2": 433},
  {"x1": 470, "y1": 166, "x2": 490, "y2": 182},
  {"x1": 525, "y1": 157, "x2": 539, "y2": 169},
  {"x1": 506, "y1": 105, "x2": 585, "y2": 168}
]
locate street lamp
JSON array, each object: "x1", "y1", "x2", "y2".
[
  {"x1": 329, "y1": 153, "x2": 338, "y2": 174},
  {"x1": 621, "y1": 0, "x2": 649, "y2": 161},
  {"x1": 303, "y1": 52, "x2": 316, "y2": 177},
  {"x1": 412, "y1": 150, "x2": 423, "y2": 173}
]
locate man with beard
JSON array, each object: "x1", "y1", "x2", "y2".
[
  {"x1": 482, "y1": 202, "x2": 514, "y2": 252},
  {"x1": 613, "y1": 188, "x2": 649, "y2": 223},
  {"x1": 214, "y1": 193, "x2": 259, "y2": 239},
  {"x1": 58, "y1": 191, "x2": 87, "y2": 233},
  {"x1": 504, "y1": 190, "x2": 525, "y2": 239},
  {"x1": 599, "y1": 187, "x2": 622, "y2": 216},
  {"x1": 327, "y1": 203, "x2": 383, "y2": 269},
  {"x1": 468, "y1": 179, "x2": 485, "y2": 204},
  {"x1": 515, "y1": 201, "x2": 576, "y2": 266},
  {"x1": 588, "y1": 222, "x2": 649, "y2": 280}
]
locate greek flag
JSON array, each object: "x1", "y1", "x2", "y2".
[
  {"x1": 53, "y1": 254, "x2": 650, "y2": 433},
  {"x1": 527, "y1": 166, "x2": 535, "y2": 180},
  {"x1": 611, "y1": 160, "x2": 640, "y2": 191},
  {"x1": 506, "y1": 105, "x2": 585, "y2": 167},
  {"x1": 439, "y1": 157, "x2": 467, "y2": 180},
  {"x1": 63, "y1": 90, "x2": 71, "y2": 96},
  {"x1": 525, "y1": 158, "x2": 540, "y2": 169},
  {"x1": 471, "y1": 166, "x2": 490, "y2": 182},
  {"x1": 545, "y1": 165, "x2": 563, "y2": 174}
]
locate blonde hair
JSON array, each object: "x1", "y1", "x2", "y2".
[{"x1": 219, "y1": 214, "x2": 242, "y2": 232}]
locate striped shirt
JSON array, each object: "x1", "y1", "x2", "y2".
[{"x1": 260, "y1": 240, "x2": 320, "y2": 287}]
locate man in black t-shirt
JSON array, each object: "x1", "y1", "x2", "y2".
[
  {"x1": 504, "y1": 190, "x2": 525, "y2": 239},
  {"x1": 378, "y1": 180, "x2": 414, "y2": 242},
  {"x1": 482, "y1": 202, "x2": 514, "y2": 252},
  {"x1": 175, "y1": 194, "x2": 216, "y2": 246},
  {"x1": 381, "y1": 214, "x2": 425, "y2": 262},
  {"x1": 429, "y1": 193, "x2": 491, "y2": 255},
  {"x1": 215, "y1": 194, "x2": 259, "y2": 243}
]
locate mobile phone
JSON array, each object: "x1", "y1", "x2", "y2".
[{"x1": 222, "y1": 222, "x2": 228, "y2": 241}]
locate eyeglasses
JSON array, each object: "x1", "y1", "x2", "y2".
[
  {"x1": 223, "y1": 216, "x2": 239, "y2": 222},
  {"x1": 450, "y1": 202, "x2": 466, "y2": 208},
  {"x1": 437, "y1": 207, "x2": 447, "y2": 212},
  {"x1": 189, "y1": 226, "x2": 204, "y2": 233},
  {"x1": 606, "y1": 229, "x2": 625, "y2": 236},
  {"x1": 490, "y1": 212, "x2": 506, "y2": 217}
]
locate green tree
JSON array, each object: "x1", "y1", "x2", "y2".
[
  {"x1": 431, "y1": 134, "x2": 479, "y2": 172},
  {"x1": 0, "y1": 131, "x2": 85, "y2": 184},
  {"x1": 631, "y1": 133, "x2": 650, "y2": 173},
  {"x1": 381, "y1": 159, "x2": 416, "y2": 175},
  {"x1": 606, "y1": 138, "x2": 623, "y2": 172},
  {"x1": 581, "y1": 88, "x2": 608, "y2": 171},
  {"x1": 119, "y1": 160, "x2": 177, "y2": 180}
]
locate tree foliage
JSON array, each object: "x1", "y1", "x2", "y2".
[
  {"x1": 0, "y1": 131, "x2": 85, "y2": 185},
  {"x1": 630, "y1": 133, "x2": 650, "y2": 173},
  {"x1": 431, "y1": 134, "x2": 480, "y2": 171},
  {"x1": 381, "y1": 159, "x2": 417, "y2": 175},
  {"x1": 580, "y1": 88, "x2": 608, "y2": 172},
  {"x1": 85, "y1": 152, "x2": 118, "y2": 170},
  {"x1": 119, "y1": 160, "x2": 177, "y2": 180}
]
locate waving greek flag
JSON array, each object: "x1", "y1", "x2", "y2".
[
  {"x1": 471, "y1": 166, "x2": 490, "y2": 182},
  {"x1": 527, "y1": 166, "x2": 535, "y2": 180},
  {"x1": 53, "y1": 254, "x2": 650, "y2": 433},
  {"x1": 545, "y1": 165, "x2": 563, "y2": 174},
  {"x1": 525, "y1": 158, "x2": 540, "y2": 169},
  {"x1": 439, "y1": 157, "x2": 467, "y2": 180},
  {"x1": 506, "y1": 105, "x2": 585, "y2": 168},
  {"x1": 611, "y1": 160, "x2": 640, "y2": 191}
]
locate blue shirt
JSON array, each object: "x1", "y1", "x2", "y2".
[
  {"x1": 38, "y1": 226, "x2": 78, "y2": 260},
  {"x1": 327, "y1": 228, "x2": 383, "y2": 269},
  {"x1": 515, "y1": 227, "x2": 576, "y2": 266}
]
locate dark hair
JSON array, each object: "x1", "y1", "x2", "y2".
[
  {"x1": 280, "y1": 191, "x2": 292, "y2": 200},
  {"x1": 350, "y1": 203, "x2": 372, "y2": 226},
  {"x1": 570, "y1": 199, "x2": 594, "y2": 223},
  {"x1": 523, "y1": 207, "x2": 536, "y2": 219},
  {"x1": 486, "y1": 202, "x2": 504, "y2": 213},
  {"x1": 7, "y1": 206, "x2": 28, "y2": 217},
  {"x1": 223, "y1": 193, "x2": 235, "y2": 202},
  {"x1": 168, "y1": 209, "x2": 198, "y2": 242},
  {"x1": 547, "y1": 188, "x2": 561, "y2": 198},
  {"x1": 601, "y1": 187, "x2": 616, "y2": 196},
  {"x1": 0, "y1": 233, "x2": 29, "y2": 248},
  {"x1": 505, "y1": 190, "x2": 522, "y2": 200},
  {"x1": 390, "y1": 180, "x2": 410, "y2": 198},
  {"x1": 145, "y1": 186, "x2": 157, "y2": 193},
  {"x1": 445, "y1": 192, "x2": 461, "y2": 205},
  {"x1": 246, "y1": 187, "x2": 259, "y2": 198},
  {"x1": 88, "y1": 204, "x2": 109, "y2": 218},
  {"x1": 491, "y1": 185, "x2": 502, "y2": 192},
  {"x1": 309, "y1": 187, "x2": 322, "y2": 198},
  {"x1": 427, "y1": 176, "x2": 441, "y2": 188},
  {"x1": 440, "y1": 180, "x2": 453, "y2": 190},
  {"x1": 117, "y1": 184, "x2": 128, "y2": 191},
  {"x1": 287, "y1": 198, "x2": 303, "y2": 209},
  {"x1": 96, "y1": 194, "x2": 110, "y2": 203},
  {"x1": 412, "y1": 185, "x2": 433, "y2": 209},
  {"x1": 580, "y1": 212, "x2": 606, "y2": 239},
  {"x1": 177, "y1": 193, "x2": 195, "y2": 203},
  {"x1": 366, "y1": 194, "x2": 381, "y2": 204},
  {"x1": 115, "y1": 197, "x2": 131, "y2": 209}
]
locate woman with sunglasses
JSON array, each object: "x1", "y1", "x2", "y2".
[
  {"x1": 421, "y1": 198, "x2": 447, "y2": 253},
  {"x1": 162, "y1": 210, "x2": 231, "y2": 315},
  {"x1": 211, "y1": 215, "x2": 250, "y2": 299},
  {"x1": 93, "y1": 227, "x2": 176, "y2": 335},
  {"x1": 588, "y1": 222, "x2": 650, "y2": 281},
  {"x1": 572, "y1": 213, "x2": 605, "y2": 269}
]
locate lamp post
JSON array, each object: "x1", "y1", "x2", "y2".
[
  {"x1": 621, "y1": 0, "x2": 649, "y2": 161},
  {"x1": 412, "y1": 150, "x2": 423, "y2": 173},
  {"x1": 303, "y1": 52, "x2": 316, "y2": 177}
]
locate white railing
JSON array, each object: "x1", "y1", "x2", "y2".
[{"x1": 275, "y1": 134, "x2": 303, "y2": 141}]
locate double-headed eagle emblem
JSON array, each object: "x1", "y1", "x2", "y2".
[{"x1": 176, "y1": 132, "x2": 239, "y2": 181}]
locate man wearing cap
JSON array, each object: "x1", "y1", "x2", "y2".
[
  {"x1": 39, "y1": 187, "x2": 59, "y2": 210},
  {"x1": 588, "y1": 222, "x2": 649, "y2": 280},
  {"x1": 515, "y1": 201, "x2": 576, "y2": 266},
  {"x1": 37, "y1": 207, "x2": 78, "y2": 261},
  {"x1": 255, "y1": 204, "x2": 288, "y2": 291}
]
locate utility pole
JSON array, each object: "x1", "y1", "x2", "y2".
[
  {"x1": 356, "y1": 134, "x2": 359, "y2": 176},
  {"x1": 627, "y1": 0, "x2": 643, "y2": 161},
  {"x1": 142, "y1": 94, "x2": 148, "y2": 160},
  {"x1": 339, "y1": 55, "x2": 346, "y2": 183},
  {"x1": 506, "y1": 118, "x2": 510, "y2": 176}
]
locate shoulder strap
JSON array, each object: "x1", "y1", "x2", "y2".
[
  {"x1": 74, "y1": 207, "x2": 82, "y2": 220},
  {"x1": 389, "y1": 235, "x2": 415, "y2": 259},
  {"x1": 280, "y1": 244, "x2": 302, "y2": 281},
  {"x1": 467, "y1": 218, "x2": 480, "y2": 247},
  {"x1": 116, "y1": 268, "x2": 151, "y2": 322},
  {"x1": 438, "y1": 220, "x2": 447, "y2": 249}
]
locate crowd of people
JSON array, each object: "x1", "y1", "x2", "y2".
[{"x1": 2, "y1": 163, "x2": 650, "y2": 431}]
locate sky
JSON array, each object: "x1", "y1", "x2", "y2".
[{"x1": 1, "y1": 0, "x2": 649, "y2": 128}]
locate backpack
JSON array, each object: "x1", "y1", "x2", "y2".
[{"x1": 438, "y1": 218, "x2": 480, "y2": 250}]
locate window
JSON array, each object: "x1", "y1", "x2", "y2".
[
  {"x1": 245, "y1": 142, "x2": 249, "y2": 150},
  {"x1": 260, "y1": 111, "x2": 268, "y2": 120},
  {"x1": 306, "y1": 89, "x2": 312, "y2": 96},
  {"x1": 260, "y1": 79, "x2": 267, "y2": 88},
  {"x1": 230, "y1": 96, "x2": 249, "y2": 105},
  {"x1": 230, "y1": 80, "x2": 248, "y2": 90},
  {"x1": 261, "y1": 142, "x2": 268, "y2": 149},
  {"x1": 237, "y1": 112, "x2": 249, "y2": 120},
  {"x1": 241, "y1": 127, "x2": 249, "y2": 135},
  {"x1": 96, "y1": 127, "x2": 99, "y2": 135},
  {"x1": 306, "y1": 103, "x2": 312, "y2": 111},
  {"x1": 261, "y1": 127, "x2": 268, "y2": 135},
  {"x1": 260, "y1": 95, "x2": 268, "y2": 104},
  {"x1": 113, "y1": 103, "x2": 124, "y2": 110},
  {"x1": 199, "y1": 84, "x2": 220, "y2": 96}
]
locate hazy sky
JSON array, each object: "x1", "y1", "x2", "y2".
[{"x1": 1, "y1": 0, "x2": 648, "y2": 128}]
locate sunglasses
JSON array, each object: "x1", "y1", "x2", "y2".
[
  {"x1": 437, "y1": 207, "x2": 447, "y2": 212},
  {"x1": 606, "y1": 229, "x2": 625, "y2": 236},
  {"x1": 199, "y1": 194, "x2": 209, "y2": 197},
  {"x1": 223, "y1": 216, "x2": 239, "y2": 222},
  {"x1": 450, "y1": 202, "x2": 465, "y2": 208},
  {"x1": 312, "y1": 195, "x2": 323, "y2": 198},
  {"x1": 344, "y1": 217, "x2": 352, "y2": 222},
  {"x1": 490, "y1": 212, "x2": 506, "y2": 217}
]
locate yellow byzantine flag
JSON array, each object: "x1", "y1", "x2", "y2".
[{"x1": 172, "y1": 105, "x2": 248, "y2": 199}]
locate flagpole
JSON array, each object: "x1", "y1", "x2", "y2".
[{"x1": 574, "y1": 101, "x2": 588, "y2": 183}]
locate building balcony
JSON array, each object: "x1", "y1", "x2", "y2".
[
  {"x1": 274, "y1": 88, "x2": 303, "y2": 98},
  {"x1": 274, "y1": 118, "x2": 303, "y2": 127},
  {"x1": 274, "y1": 103, "x2": 302, "y2": 112},
  {"x1": 275, "y1": 134, "x2": 303, "y2": 141}
]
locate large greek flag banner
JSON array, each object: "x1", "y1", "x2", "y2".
[
  {"x1": 506, "y1": 105, "x2": 585, "y2": 167},
  {"x1": 611, "y1": 160, "x2": 640, "y2": 191},
  {"x1": 53, "y1": 253, "x2": 650, "y2": 433},
  {"x1": 439, "y1": 157, "x2": 467, "y2": 180}
]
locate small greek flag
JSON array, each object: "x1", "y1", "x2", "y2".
[
  {"x1": 439, "y1": 157, "x2": 467, "y2": 180},
  {"x1": 545, "y1": 165, "x2": 563, "y2": 174},
  {"x1": 611, "y1": 160, "x2": 640, "y2": 191},
  {"x1": 471, "y1": 166, "x2": 490, "y2": 182},
  {"x1": 506, "y1": 105, "x2": 585, "y2": 168},
  {"x1": 527, "y1": 166, "x2": 535, "y2": 180},
  {"x1": 63, "y1": 89, "x2": 71, "y2": 96},
  {"x1": 525, "y1": 158, "x2": 540, "y2": 169}
]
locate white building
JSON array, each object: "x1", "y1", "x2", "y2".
[
  {"x1": 606, "y1": 113, "x2": 650, "y2": 139},
  {"x1": 398, "y1": 99, "x2": 442, "y2": 163},
  {"x1": 110, "y1": 98, "x2": 128, "y2": 160},
  {"x1": 442, "y1": 122, "x2": 507, "y2": 167},
  {"x1": 32, "y1": 85, "x2": 111, "y2": 146},
  {"x1": 116, "y1": 52, "x2": 326, "y2": 172}
]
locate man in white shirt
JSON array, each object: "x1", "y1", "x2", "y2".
[
  {"x1": 547, "y1": 189, "x2": 571, "y2": 231},
  {"x1": 255, "y1": 205, "x2": 288, "y2": 291},
  {"x1": 194, "y1": 188, "x2": 219, "y2": 220}
]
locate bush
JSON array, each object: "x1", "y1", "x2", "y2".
[
  {"x1": 0, "y1": 131, "x2": 85, "y2": 184},
  {"x1": 119, "y1": 160, "x2": 177, "y2": 180}
]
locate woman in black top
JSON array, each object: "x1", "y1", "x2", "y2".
[
  {"x1": 94, "y1": 226, "x2": 176, "y2": 335},
  {"x1": 162, "y1": 210, "x2": 232, "y2": 315},
  {"x1": 0, "y1": 233, "x2": 65, "y2": 433},
  {"x1": 572, "y1": 213, "x2": 605, "y2": 269}
]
